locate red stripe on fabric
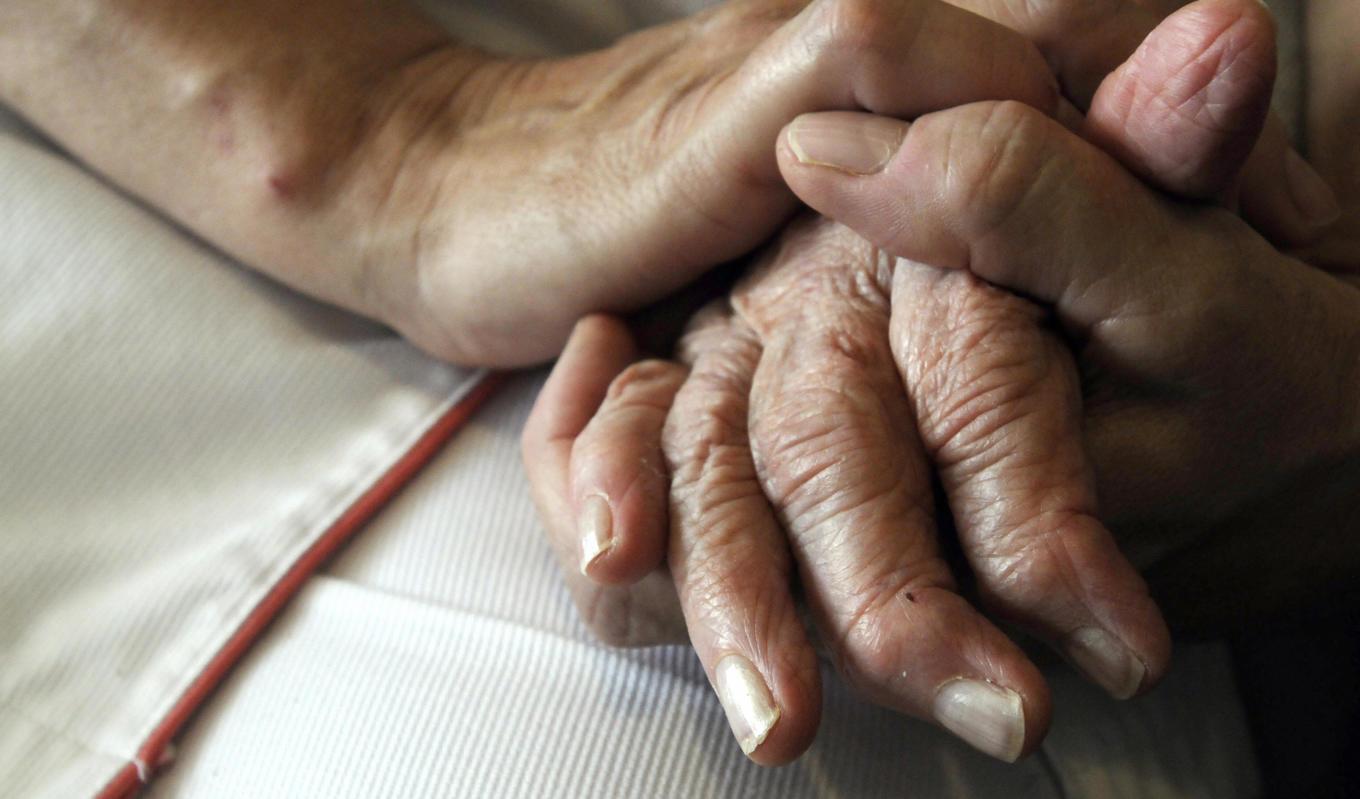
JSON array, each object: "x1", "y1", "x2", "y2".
[{"x1": 96, "y1": 372, "x2": 506, "y2": 799}]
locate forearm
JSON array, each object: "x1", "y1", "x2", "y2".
[{"x1": 0, "y1": 0, "x2": 483, "y2": 318}]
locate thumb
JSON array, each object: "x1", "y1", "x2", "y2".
[{"x1": 1084, "y1": 0, "x2": 1339, "y2": 239}]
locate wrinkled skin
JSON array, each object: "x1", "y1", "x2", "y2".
[
  {"x1": 529, "y1": 132, "x2": 1360, "y2": 760},
  {"x1": 523, "y1": 0, "x2": 1360, "y2": 765},
  {"x1": 529, "y1": 216, "x2": 1164, "y2": 765}
]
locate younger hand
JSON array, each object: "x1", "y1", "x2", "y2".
[
  {"x1": 376, "y1": 0, "x2": 1330, "y2": 365},
  {"x1": 371, "y1": 0, "x2": 1062, "y2": 364}
]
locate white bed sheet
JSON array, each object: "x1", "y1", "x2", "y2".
[
  {"x1": 0, "y1": 107, "x2": 482, "y2": 797},
  {"x1": 148, "y1": 373, "x2": 1262, "y2": 798}
]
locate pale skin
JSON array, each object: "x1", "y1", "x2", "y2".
[
  {"x1": 2, "y1": 0, "x2": 1356, "y2": 771},
  {"x1": 0, "y1": 0, "x2": 1337, "y2": 365}
]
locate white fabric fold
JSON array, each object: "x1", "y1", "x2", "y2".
[
  {"x1": 0, "y1": 111, "x2": 482, "y2": 797},
  {"x1": 152, "y1": 373, "x2": 1261, "y2": 799}
]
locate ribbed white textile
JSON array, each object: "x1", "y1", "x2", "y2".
[
  {"x1": 151, "y1": 374, "x2": 1261, "y2": 799},
  {"x1": 0, "y1": 110, "x2": 482, "y2": 797}
]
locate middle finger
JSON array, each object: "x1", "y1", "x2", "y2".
[{"x1": 735, "y1": 218, "x2": 1050, "y2": 761}]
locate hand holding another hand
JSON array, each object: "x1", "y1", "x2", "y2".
[
  {"x1": 20, "y1": 0, "x2": 1331, "y2": 370},
  {"x1": 370, "y1": 0, "x2": 1061, "y2": 364},
  {"x1": 4, "y1": 0, "x2": 1087, "y2": 367},
  {"x1": 321, "y1": 0, "x2": 1330, "y2": 365},
  {"x1": 523, "y1": 0, "x2": 1360, "y2": 764}
]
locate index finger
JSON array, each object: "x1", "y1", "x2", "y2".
[{"x1": 950, "y1": 0, "x2": 1337, "y2": 244}]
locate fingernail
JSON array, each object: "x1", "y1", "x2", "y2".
[
  {"x1": 787, "y1": 112, "x2": 904, "y2": 175},
  {"x1": 715, "y1": 654, "x2": 781, "y2": 755},
  {"x1": 578, "y1": 494, "x2": 613, "y2": 574},
  {"x1": 1285, "y1": 147, "x2": 1341, "y2": 228},
  {"x1": 1062, "y1": 626, "x2": 1147, "y2": 700},
  {"x1": 933, "y1": 679, "x2": 1026, "y2": 763}
]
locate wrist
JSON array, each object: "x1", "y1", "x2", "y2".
[
  {"x1": 328, "y1": 44, "x2": 513, "y2": 345},
  {"x1": 163, "y1": 33, "x2": 496, "y2": 329}
]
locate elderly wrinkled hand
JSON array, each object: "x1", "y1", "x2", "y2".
[{"x1": 520, "y1": 0, "x2": 1358, "y2": 765}]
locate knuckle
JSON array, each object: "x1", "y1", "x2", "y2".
[
  {"x1": 752, "y1": 379, "x2": 885, "y2": 490},
  {"x1": 664, "y1": 401, "x2": 745, "y2": 477},
  {"x1": 674, "y1": 303, "x2": 752, "y2": 367},
  {"x1": 662, "y1": 376, "x2": 755, "y2": 494},
  {"x1": 790, "y1": 249, "x2": 891, "y2": 313},
  {"x1": 911, "y1": 285, "x2": 1057, "y2": 457},
  {"x1": 754, "y1": 407, "x2": 888, "y2": 517},
  {"x1": 748, "y1": 333, "x2": 906, "y2": 511},
  {"x1": 821, "y1": 0, "x2": 885, "y2": 46},
  {"x1": 808, "y1": 0, "x2": 898, "y2": 61},
  {"x1": 663, "y1": 325, "x2": 761, "y2": 494},
  {"x1": 604, "y1": 359, "x2": 685, "y2": 410},
  {"x1": 834, "y1": 570, "x2": 954, "y2": 692},
  {"x1": 928, "y1": 384, "x2": 1048, "y2": 471},
  {"x1": 939, "y1": 101, "x2": 1054, "y2": 239},
  {"x1": 680, "y1": 545, "x2": 788, "y2": 623},
  {"x1": 814, "y1": 322, "x2": 888, "y2": 369},
  {"x1": 973, "y1": 513, "x2": 1093, "y2": 617},
  {"x1": 734, "y1": 222, "x2": 891, "y2": 332}
]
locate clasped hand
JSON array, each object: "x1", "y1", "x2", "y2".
[{"x1": 522, "y1": 0, "x2": 1360, "y2": 765}]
